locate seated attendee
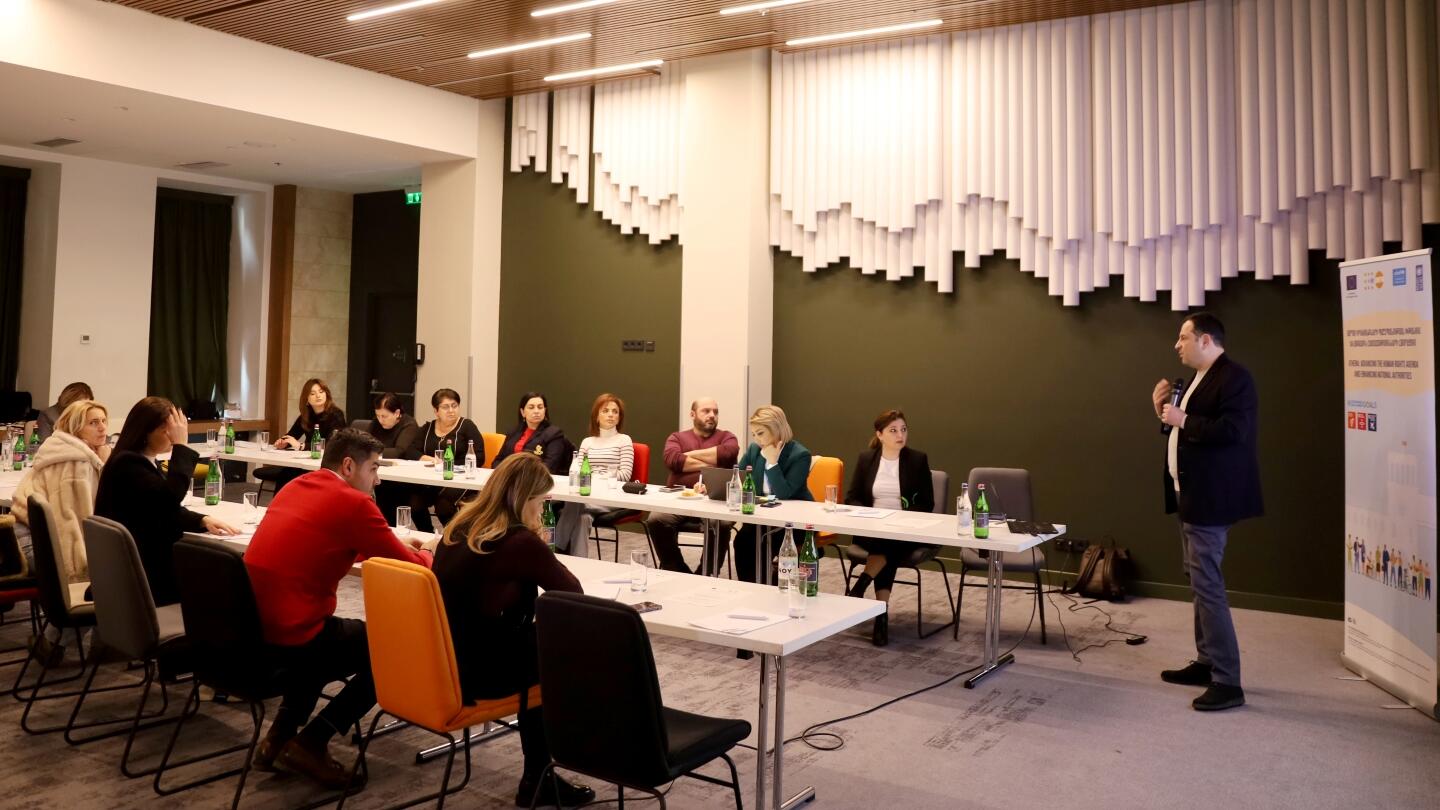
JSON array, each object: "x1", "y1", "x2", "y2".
[
  {"x1": 246, "y1": 428, "x2": 434, "y2": 789},
  {"x1": 434, "y1": 453, "x2": 594, "y2": 807},
  {"x1": 94, "y1": 397, "x2": 237, "y2": 606},
  {"x1": 555, "y1": 393, "x2": 635, "y2": 556},
  {"x1": 492, "y1": 391, "x2": 571, "y2": 474},
  {"x1": 645, "y1": 397, "x2": 739, "y2": 574},
  {"x1": 400, "y1": 388, "x2": 487, "y2": 526},
  {"x1": 844, "y1": 410, "x2": 935, "y2": 647},
  {"x1": 11, "y1": 399, "x2": 112, "y2": 582},
  {"x1": 367, "y1": 392, "x2": 419, "y2": 458},
  {"x1": 35, "y1": 381, "x2": 93, "y2": 441},
  {"x1": 275, "y1": 378, "x2": 347, "y2": 451},
  {"x1": 718, "y1": 405, "x2": 812, "y2": 584}
]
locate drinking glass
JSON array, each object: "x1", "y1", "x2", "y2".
[
  {"x1": 242, "y1": 491, "x2": 260, "y2": 524},
  {"x1": 206, "y1": 428, "x2": 218, "y2": 449},
  {"x1": 630, "y1": 550, "x2": 652, "y2": 593},
  {"x1": 257, "y1": 430, "x2": 270, "y2": 450},
  {"x1": 824, "y1": 484, "x2": 839, "y2": 511},
  {"x1": 395, "y1": 506, "x2": 412, "y2": 537}
]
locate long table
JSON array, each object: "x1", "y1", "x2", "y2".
[
  {"x1": 0, "y1": 468, "x2": 22, "y2": 509},
  {"x1": 186, "y1": 496, "x2": 880, "y2": 810}
]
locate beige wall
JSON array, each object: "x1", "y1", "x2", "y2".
[{"x1": 288, "y1": 188, "x2": 352, "y2": 415}]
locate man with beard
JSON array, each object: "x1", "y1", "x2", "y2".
[{"x1": 645, "y1": 398, "x2": 740, "y2": 574}]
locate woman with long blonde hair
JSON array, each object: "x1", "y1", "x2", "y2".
[{"x1": 432, "y1": 453, "x2": 593, "y2": 807}]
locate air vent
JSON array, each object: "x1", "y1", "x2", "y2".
[
  {"x1": 175, "y1": 161, "x2": 229, "y2": 171},
  {"x1": 33, "y1": 137, "x2": 81, "y2": 148}
]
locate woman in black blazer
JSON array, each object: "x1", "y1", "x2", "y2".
[
  {"x1": 398, "y1": 387, "x2": 488, "y2": 525},
  {"x1": 492, "y1": 391, "x2": 572, "y2": 475},
  {"x1": 94, "y1": 397, "x2": 238, "y2": 606},
  {"x1": 845, "y1": 409, "x2": 934, "y2": 646}
]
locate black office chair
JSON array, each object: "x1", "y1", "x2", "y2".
[
  {"x1": 532, "y1": 592, "x2": 748, "y2": 809},
  {"x1": 154, "y1": 537, "x2": 288, "y2": 809}
]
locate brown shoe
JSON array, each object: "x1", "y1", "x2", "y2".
[
  {"x1": 252, "y1": 725, "x2": 296, "y2": 773},
  {"x1": 274, "y1": 737, "x2": 359, "y2": 790}
]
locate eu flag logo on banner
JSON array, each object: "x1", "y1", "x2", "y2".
[{"x1": 1394, "y1": 268, "x2": 1408, "y2": 286}]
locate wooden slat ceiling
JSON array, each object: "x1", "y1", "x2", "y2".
[{"x1": 109, "y1": 0, "x2": 1183, "y2": 100}]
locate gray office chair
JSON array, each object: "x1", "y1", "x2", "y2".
[
  {"x1": 953, "y1": 467, "x2": 1047, "y2": 644},
  {"x1": 349, "y1": 419, "x2": 371, "y2": 433},
  {"x1": 843, "y1": 470, "x2": 957, "y2": 638}
]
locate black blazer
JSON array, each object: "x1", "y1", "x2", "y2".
[
  {"x1": 1162, "y1": 352, "x2": 1264, "y2": 526},
  {"x1": 494, "y1": 424, "x2": 572, "y2": 475},
  {"x1": 846, "y1": 446, "x2": 935, "y2": 513},
  {"x1": 94, "y1": 444, "x2": 208, "y2": 607},
  {"x1": 367, "y1": 414, "x2": 419, "y2": 459},
  {"x1": 402, "y1": 417, "x2": 487, "y2": 466}
]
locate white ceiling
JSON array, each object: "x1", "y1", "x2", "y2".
[{"x1": 0, "y1": 61, "x2": 465, "y2": 192}]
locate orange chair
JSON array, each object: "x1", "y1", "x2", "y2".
[
  {"x1": 589, "y1": 442, "x2": 650, "y2": 562},
  {"x1": 806, "y1": 456, "x2": 845, "y2": 562},
  {"x1": 341, "y1": 558, "x2": 541, "y2": 809},
  {"x1": 481, "y1": 432, "x2": 505, "y2": 469}
]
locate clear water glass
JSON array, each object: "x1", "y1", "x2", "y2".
[
  {"x1": 242, "y1": 491, "x2": 260, "y2": 523},
  {"x1": 824, "y1": 484, "x2": 838, "y2": 511},
  {"x1": 395, "y1": 505, "x2": 412, "y2": 537},
  {"x1": 630, "y1": 550, "x2": 651, "y2": 592},
  {"x1": 206, "y1": 428, "x2": 218, "y2": 449},
  {"x1": 257, "y1": 430, "x2": 270, "y2": 450}
]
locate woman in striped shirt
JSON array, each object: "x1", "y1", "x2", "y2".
[{"x1": 555, "y1": 393, "x2": 634, "y2": 555}]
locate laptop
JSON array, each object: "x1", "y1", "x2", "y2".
[{"x1": 698, "y1": 466, "x2": 735, "y2": 500}]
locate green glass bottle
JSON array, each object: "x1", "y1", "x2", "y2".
[
  {"x1": 578, "y1": 451, "x2": 592, "y2": 496},
  {"x1": 799, "y1": 525, "x2": 820, "y2": 597},
  {"x1": 442, "y1": 441, "x2": 454, "y2": 480},
  {"x1": 28, "y1": 430, "x2": 39, "y2": 462},
  {"x1": 541, "y1": 498, "x2": 557, "y2": 551},
  {"x1": 974, "y1": 483, "x2": 991, "y2": 540},
  {"x1": 11, "y1": 434, "x2": 25, "y2": 471},
  {"x1": 204, "y1": 455, "x2": 222, "y2": 506},
  {"x1": 224, "y1": 418, "x2": 236, "y2": 454},
  {"x1": 310, "y1": 425, "x2": 322, "y2": 459},
  {"x1": 741, "y1": 465, "x2": 756, "y2": 515}
]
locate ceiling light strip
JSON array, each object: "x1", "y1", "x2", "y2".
[
  {"x1": 531, "y1": 0, "x2": 617, "y2": 18},
  {"x1": 785, "y1": 18, "x2": 943, "y2": 47},
  {"x1": 718, "y1": 0, "x2": 808, "y2": 16},
  {"x1": 347, "y1": 0, "x2": 446, "y2": 22},
  {"x1": 468, "y1": 32, "x2": 592, "y2": 59},
  {"x1": 544, "y1": 59, "x2": 662, "y2": 82}
]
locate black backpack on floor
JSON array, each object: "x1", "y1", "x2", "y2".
[{"x1": 1066, "y1": 542, "x2": 1131, "y2": 601}]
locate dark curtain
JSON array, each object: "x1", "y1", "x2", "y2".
[
  {"x1": 0, "y1": 166, "x2": 30, "y2": 391},
  {"x1": 148, "y1": 188, "x2": 232, "y2": 412}
]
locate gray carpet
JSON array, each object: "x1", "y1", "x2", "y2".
[{"x1": 2, "y1": 531, "x2": 1437, "y2": 809}]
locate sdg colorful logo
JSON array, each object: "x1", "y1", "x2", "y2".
[
  {"x1": 1347, "y1": 411, "x2": 1378, "y2": 432},
  {"x1": 1367, "y1": 413, "x2": 1377, "y2": 431},
  {"x1": 1374, "y1": 270, "x2": 1385, "y2": 289},
  {"x1": 1393, "y1": 267, "x2": 1407, "y2": 286}
]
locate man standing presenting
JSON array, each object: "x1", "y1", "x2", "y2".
[
  {"x1": 645, "y1": 398, "x2": 739, "y2": 574},
  {"x1": 245, "y1": 429, "x2": 434, "y2": 787},
  {"x1": 1153, "y1": 313, "x2": 1263, "y2": 712}
]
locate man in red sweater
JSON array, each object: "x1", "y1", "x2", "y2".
[{"x1": 245, "y1": 428, "x2": 432, "y2": 789}]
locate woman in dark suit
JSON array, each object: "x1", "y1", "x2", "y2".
[
  {"x1": 492, "y1": 391, "x2": 571, "y2": 475},
  {"x1": 94, "y1": 397, "x2": 238, "y2": 606},
  {"x1": 845, "y1": 409, "x2": 934, "y2": 646}
]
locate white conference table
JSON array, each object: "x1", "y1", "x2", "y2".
[
  {"x1": 0, "y1": 468, "x2": 24, "y2": 509},
  {"x1": 199, "y1": 440, "x2": 1065, "y2": 689},
  {"x1": 186, "y1": 496, "x2": 879, "y2": 810}
]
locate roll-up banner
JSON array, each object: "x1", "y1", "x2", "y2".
[{"x1": 1339, "y1": 248, "x2": 1436, "y2": 718}]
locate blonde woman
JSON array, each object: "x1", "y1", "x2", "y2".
[
  {"x1": 724, "y1": 404, "x2": 812, "y2": 584},
  {"x1": 11, "y1": 399, "x2": 111, "y2": 582},
  {"x1": 432, "y1": 454, "x2": 594, "y2": 808}
]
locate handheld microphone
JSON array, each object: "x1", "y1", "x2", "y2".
[{"x1": 1160, "y1": 378, "x2": 1186, "y2": 435}]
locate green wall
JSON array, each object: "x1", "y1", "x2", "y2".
[
  {"x1": 773, "y1": 250, "x2": 1354, "y2": 617},
  {"x1": 496, "y1": 162, "x2": 681, "y2": 484}
]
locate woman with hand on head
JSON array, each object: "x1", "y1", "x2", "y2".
[
  {"x1": 10, "y1": 399, "x2": 113, "y2": 582},
  {"x1": 493, "y1": 391, "x2": 571, "y2": 475},
  {"x1": 845, "y1": 409, "x2": 935, "y2": 647},
  {"x1": 94, "y1": 397, "x2": 238, "y2": 606},
  {"x1": 720, "y1": 405, "x2": 812, "y2": 584}
]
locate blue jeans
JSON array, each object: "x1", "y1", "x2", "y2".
[{"x1": 1180, "y1": 522, "x2": 1241, "y2": 687}]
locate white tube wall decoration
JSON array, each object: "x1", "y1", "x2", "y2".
[
  {"x1": 509, "y1": 91, "x2": 548, "y2": 173},
  {"x1": 593, "y1": 64, "x2": 685, "y2": 244},
  {"x1": 770, "y1": 0, "x2": 1440, "y2": 307},
  {"x1": 550, "y1": 86, "x2": 592, "y2": 204}
]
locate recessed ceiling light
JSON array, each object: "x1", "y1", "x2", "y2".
[
  {"x1": 468, "y1": 32, "x2": 592, "y2": 59},
  {"x1": 544, "y1": 59, "x2": 662, "y2": 82},
  {"x1": 785, "y1": 18, "x2": 942, "y2": 47},
  {"x1": 718, "y1": 0, "x2": 807, "y2": 15},
  {"x1": 531, "y1": 0, "x2": 617, "y2": 18},
  {"x1": 347, "y1": 0, "x2": 446, "y2": 22}
]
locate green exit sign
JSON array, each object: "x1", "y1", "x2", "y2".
[{"x1": 405, "y1": 191, "x2": 422, "y2": 205}]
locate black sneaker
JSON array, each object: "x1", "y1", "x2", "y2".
[
  {"x1": 515, "y1": 772, "x2": 596, "y2": 808},
  {"x1": 1160, "y1": 661, "x2": 1213, "y2": 686},
  {"x1": 1192, "y1": 682, "x2": 1245, "y2": 712}
]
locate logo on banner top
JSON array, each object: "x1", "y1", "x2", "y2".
[
  {"x1": 1347, "y1": 275, "x2": 1358, "y2": 291},
  {"x1": 1394, "y1": 267, "x2": 1407, "y2": 286},
  {"x1": 1375, "y1": 270, "x2": 1386, "y2": 289},
  {"x1": 1418, "y1": 266, "x2": 1425, "y2": 292}
]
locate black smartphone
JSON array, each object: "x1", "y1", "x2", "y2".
[
  {"x1": 632, "y1": 601, "x2": 663, "y2": 614},
  {"x1": 760, "y1": 499, "x2": 783, "y2": 508},
  {"x1": 659, "y1": 485, "x2": 684, "y2": 493}
]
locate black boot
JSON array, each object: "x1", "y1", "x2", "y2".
[
  {"x1": 871, "y1": 611, "x2": 889, "y2": 647},
  {"x1": 847, "y1": 573, "x2": 873, "y2": 599}
]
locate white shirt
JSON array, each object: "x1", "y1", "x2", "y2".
[
  {"x1": 1167, "y1": 366, "x2": 1207, "y2": 492},
  {"x1": 872, "y1": 455, "x2": 904, "y2": 510}
]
